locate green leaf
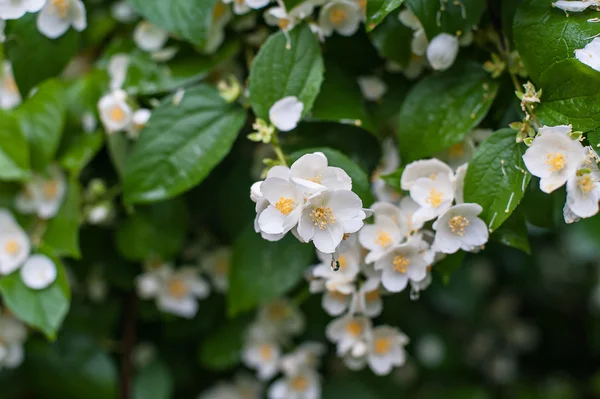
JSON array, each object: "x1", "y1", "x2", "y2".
[
  {"x1": 434, "y1": 251, "x2": 465, "y2": 284},
  {"x1": 228, "y1": 226, "x2": 314, "y2": 316},
  {"x1": 248, "y1": 24, "x2": 325, "y2": 121},
  {"x1": 5, "y1": 14, "x2": 80, "y2": 96},
  {"x1": 199, "y1": 315, "x2": 251, "y2": 371},
  {"x1": 406, "y1": 0, "x2": 485, "y2": 39},
  {"x1": 289, "y1": 147, "x2": 375, "y2": 206},
  {"x1": 126, "y1": 0, "x2": 217, "y2": 48},
  {"x1": 16, "y1": 79, "x2": 66, "y2": 171},
  {"x1": 123, "y1": 84, "x2": 246, "y2": 204},
  {"x1": 513, "y1": 0, "x2": 600, "y2": 83},
  {"x1": 464, "y1": 129, "x2": 531, "y2": 232},
  {"x1": 133, "y1": 359, "x2": 173, "y2": 399},
  {"x1": 380, "y1": 167, "x2": 404, "y2": 191},
  {"x1": 42, "y1": 180, "x2": 82, "y2": 259},
  {"x1": 0, "y1": 111, "x2": 30, "y2": 181},
  {"x1": 310, "y1": 62, "x2": 376, "y2": 134},
  {"x1": 366, "y1": 0, "x2": 406, "y2": 32},
  {"x1": 520, "y1": 176, "x2": 562, "y2": 228},
  {"x1": 398, "y1": 63, "x2": 498, "y2": 162},
  {"x1": 491, "y1": 209, "x2": 531, "y2": 254},
  {"x1": 0, "y1": 254, "x2": 70, "y2": 339},
  {"x1": 536, "y1": 59, "x2": 600, "y2": 132},
  {"x1": 588, "y1": 128, "x2": 600, "y2": 149},
  {"x1": 58, "y1": 131, "x2": 105, "y2": 176},
  {"x1": 115, "y1": 198, "x2": 188, "y2": 261},
  {"x1": 369, "y1": 13, "x2": 413, "y2": 66},
  {"x1": 106, "y1": 133, "x2": 130, "y2": 179}
]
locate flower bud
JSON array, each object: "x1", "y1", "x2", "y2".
[{"x1": 426, "y1": 33, "x2": 459, "y2": 71}]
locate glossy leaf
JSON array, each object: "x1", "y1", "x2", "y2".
[
  {"x1": 0, "y1": 111, "x2": 30, "y2": 181},
  {"x1": 58, "y1": 131, "x2": 105, "y2": 176},
  {"x1": 370, "y1": 14, "x2": 413, "y2": 66},
  {"x1": 491, "y1": 209, "x2": 531, "y2": 254},
  {"x1": 366, "y1": 0, "x2": 406, "y2": 32},
  {"x1": 42, "y1": 180, "x2": 82, "y2": 259},
  {"x1": 406, "y1": 0, "x2": 485, "y2": 39},
  {"x1": 133, "y1": 359, "x2": 173, "y2": 399},
  {"x1": 199, "y1": 315, "x2": 251, "y2": 371}
]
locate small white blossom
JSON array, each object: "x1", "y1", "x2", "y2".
[
  {"x1": 374, "y1": 241, "x2": 428, "y2": 293},
  {"x1": 290, "y1": 152, "x2": 352, "y2": 191},
  {"x1": 575, "y1": 36, "x2": 600, "y2": 72},
  {"x1": 432, "y1": 203, "x2": 489, "y2": 254},
  {"x1": 0, "y1": 210, "x2": 30, "y2": 275},
  {"x1": 554, "y1": 0, "x2": 600, "y2": 12},
  {"x1": 565, "y1": 151, "x2": 600, "y2": 219},
  {"x1": 318, "y1": 0, "x2": 361, "y2": 37},
  {"x1": 264, "y1": 2, "x2": 314, "y2": 33},
  {"x1": 20, "y1": 254, "x2": 57, "y2": 290},
  {"x1": 411, "y1": 28, "x2": 428, "y2": 56},
  {"x1": 359, "y1": 215, "x2": 404, "y2": 264},
  {"x1": 326, "y1": 314, "x2": 372, "y2": 356},
  {"x1": 252, "y1": 166, "x2": 290, "y2": 242},
  {"x1": 398, "y1": 8, "x2": 421, "y2": 30},
  {"x1": 257, "y1": 299, "x2": 305, "y2": 337},
  {"x1": 366, "y1": 325, "x2": 409, "y2": 375},
  {"x1": 0, "y1": 61, "x2": 21, "y2": 110},
  {"x1": 127, "y1": 108, "x2": 152, "y2": 139},
  {"x1": 454, "y1": 163, "x2": 468, "y2": 204},
  {"x1": 258, "y1": 174, "x2": 305, "y2": 236},
  {"x1": 110, "y1": 1, "x2": 137, "y2": 23},
  {"x1": 409, "y1": 173, "x2": 454, "y2": 225},
  {"x1": 371, "y1": 138, "x2": 401, "y2": 203},
  {"x1": 37, "y1": 0, "x2": 87, "y2": 39},
  {"x1": 269, "y1": 96, "x2": 304, "y2": 132},
  {"x1": 133, "y1": 21, "x2": 169, "y2": 52},
  {"x1": 242, "y1": 340, "x2": 281, "y2": 380},
  {"x1": 280, "y1": 342, "x2": 325, "y2": 375},
  {"x1": 268, "y1": 368, "x2": 321, "y2": 399},
  {"x1": 357, "y1": 76, "x2": 387, "y2": 101},
  {"x1": 401, "y1": 158, "x2": 454, "y2": 190},
  {"x1": 0, "y1": 0, "x2": 44, "y2": 19},
  {"x1": 0, "y1": 314, "x2": 27, "y2": 371},
  {"x1": 522, "y1": 125, "x2": 586, "y2": 193},
  {"x1": 426, "y1": 33, "x2": 459, "y2": 71},
  {"x1": 202, "y1": 247, "x2": 231, "y2": 293},
  {"x1": 370, "y1": 201, "x2": 410, "y2": 235},
  {"x1": 98, "y1": 89, "x2": 133, "y2": 134},
  {"x1": 350, "y1": 277, "x2": 383, "y2": 317},
  {"x1": 107, "y1": 53, "x2": 130, "y2": 91},
  {"x1": 312, "y1": 245, "x2": 360, "y2": 295},
  {"x1": 201, "y1": 373, "x2": 263, "y2": 399},
  {"x1": 15, "y1": 165, "x2": 66, "y2": 219}
]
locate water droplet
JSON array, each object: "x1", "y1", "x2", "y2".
[
  {"x1": 330, "y1": 254, "x2": 340, "y2": 272},
  {"x1": 409, "y1": 287, "x2": 420, "y2": 301}
]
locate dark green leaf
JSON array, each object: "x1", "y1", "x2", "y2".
[
  {"x1": 5, "y1": 14, "x2": 80, "y2": 96},
  {"x1": 434, "y1": 251, "x2": 465, "y2": 284},
  {"x1": 126, "y1": 0, "x2": 217, "y2": 48},
  {"x1": 58, "y1": 131, "x2": 104, "y2": 176},
  {"x1": 366, "y1": 0, "x2": 406, "y2": 32},
  {"x1": 0, "y1": 254, "x2": 70, "y2": 339},
  {"x1": 249, "y1": 24, "x2": 325, "y2": 121},
  {"x1": 16, "y1": 79, "x2": 66, "y2": 171},
  {"x1": 42, "y1": 180, "x2": 82, "y2": 258},
  {"x1": 491, "y1": 209, "x2": 531, "y2": 254},
  {"x1": 123, "y1": 85, "x2": 246, "y2": 204},
  {"x1": 228, "y1": 226, "x2": 314, "y2": 316},
  {"x1": 464, "y1": 129, "x2": 531, "y2": 232},
  {"x1": 370, "y1": 14, "x2": 413, "y2": 66},
  {"x1": 0, "y1": 111, "x2": 30, "y2": 181},
  {"x1": 406, "y1": 0, "x2": 485, "y2": 39},
  {"x1": 199, "y1": 315, "x2": 251, "y2": 371},
  {"x1": 398, "y1": 63, "x2": 498, "y2": 162},
  {"x1": 106, "y1": 133, "x2": 130, "y2": 179},
  {"x1": 588, "y1": 128, "x2": 600, "y2": 149},
  {"x1": 133, "y1": 359, "x2": 173, "y2": 399},
  {"x1": 289, "y1": 147, "x2": 375, "y2": 206},
  {"x1": 115, "y1": 198, "x2": 188, "y2": 261}
]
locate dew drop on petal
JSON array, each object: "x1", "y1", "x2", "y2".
[{"x1": 410, "y1": 287, "x2": 420, "y2": 301}]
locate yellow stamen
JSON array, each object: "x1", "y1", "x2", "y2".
[
  {"x1": 310, "y1": 206, "x2": 336, "y2": 230},
  {"x1": 278, "y1": 18, "x2": 290, "y2": 30},
  {"x1": 447, "y1": 143, "x2": 464, "y2": 159},
  {"x1": 448, "y1": 215, "x2": 470, "y2": 236},
  {"x1": 329, "y1": 6, "x2": 347, "y2": 24},
  {"x1": 345, "y1": 320, "x2": 363, "y2": 337},
  {"x1": 374, "y1": 337, "x2": 392, "y2": 355},
  {"x1": 259, "y1": 344, "x2": 273, "y2": 361},
  {"x1": 290, "y1": 375, "x2": 309, "y2": 392},
  {"x1": 365, "y1": 289, "x2": 380, "y2": 303},
  {"x1": 342, "y1": 233, "x2": 350, "y2": 240},
  {"x1": 578, "y1": 174, "x2": 595, "y2": 194},
  {"x1": 110, "y1": 106, "x2": 126, "y2": 123},
  {"x1": 267, "y1": 302, "x2": 289, "y2": 320},
  {"x1": 392, "y1": 255, "x2": 409, "y2": 273},
  {"x1": 426, "y1": 188, "x2": 443, "y2": 208},
  {"x1": 167, "y1": 279, "x2": 189, "y2": 299},
  {"x1": 51, "y1": 0, "x2": 70, "y2": 18},
  {"x1": 43, "y1": 181, "x2": 59, "y2": 199},
  {"x1": 275, "y1": 197, "x2": 295, "y2": 215},
  {"x1": 374, "y1": 230, "x2": 392, "y2": 247},
  {"x1": 329, "y1": 290, "x2": 346, "y2": 301},
  {"x1": 4, "y1": 240, "x2": 20, "y2": 256},
  {"x1": 308, "y1": 175, "x2": 322, "y2": 184},
  {"x1": 545, "y1": 152, "x2": 566, "y2": 172}
]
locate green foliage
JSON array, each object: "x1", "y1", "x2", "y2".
[
  {"x1": 199, "y1": 315, "x2": 251, "y2": 371},
  {"x1": 0, "y1": 111, "x2": 30, "y2": 181},
  {"x1": 366, "y1": 0, "x2": 406, "y2": 32},
  {"x1": 406, "y1": 0, "x2": 485, "y2": 38},
  {"x1": 42, "y1": 180, "x2": 82, "y2": 259},
  {"x1": 491, "y1": 209, "x2": 531, "y2": 254},
  {"x1": 133, "y1": 359, "x2": 173, "y2": 399},
  {"x1": 58, "y1": 131, "x2": 105, "y2": 176},
  {"x1": 370, "y1": 13, "x2": 413, "y2": 67},
  {"x1": 249, "y1": 24, "x2": 325, "y2": 121}
]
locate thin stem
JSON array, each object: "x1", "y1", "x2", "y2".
[{"x1": 271, "y1": 133, "x2": 288, "y2": 167}]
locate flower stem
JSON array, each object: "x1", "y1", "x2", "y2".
[{"x1": 271, "y1": 133, "x2": 288, "y2": 167}]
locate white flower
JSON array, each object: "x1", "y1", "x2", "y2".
[
  {"x1": 107, "y1": 53, "x2": 130, "y2": 91},
  {"x1": 280, "y1": 342, "x2": 325, "y2": 375},
  {"x1": 350, "y1": 277, "x2": 383, "y2": 317},
  {"x1": 522, "y1": 125, "x2": 586, "y2": 193},
  {"x1": 575, "y1": 36, "x2": 600, "y2": 72},
  {"x1": 297, "y1": 190, "x2": 366, "y2": 253},
  {"x1": 359, "y1": 215, "x2": 404, "y2": 264},
  {"x1": 438, "y1": 139, "x2": 475, "y2": 169},
  {"x1": 98, "y1": 89, "x2": 133, "y2": 134},
  {"x1": 374, "y1": 241, "x2": 428, "y2": 293},
  {"x1": 565, "y1": 154, "x2": 600, "y2": 219},
  {"x1": 127, "y1": 108, "x2": 152, "y2": 139},
  {"x1": 258, "y1": 175, "x2": 305, "y2": 236},
  {"x1": 202, "y1": 247, "x2": 231, "y2": 293},
  {"x1": 20, "y1": 254, "x2": 57, "y2": 290},
  {"x1": 264, "y1": 2, "x2": 314, "y2": 33},
  {"x1": 366, "y1": 325, "x2": 409, "y2": 375},
  {"x1": 268, "y1": 368, "x2": 321, "y2": 399},
  {"x1": 398, "y1": 8, "x2": 421, "y2": 30},
  {"x1": 371, "y1": 138, "x2": 401, "y2": 203},
  {"x1": 454, "y1": 163, "x2": 468, "y2": 204},
  {"x1": 15, "y1": 165, "x2": 66, "y2": 219},
  {"x1": 0, "y1": 314, "x2": 26, "y2": 370},
  {"x1": 401, "y1": 158, "x2": 454, "y2": 190},
  {"x1": 253, "y1": 166, "x2": 291, "y2": 241},
  {"x1": 554, "y1": 0, "x2": 600, "y2": 12},
  {"x1": 0, "y1": 18, "x2": 5, "y2": 42},
  {"x1": 318, "y1": 1, "x2": 361, "y2": 37},
  {"x1": 257, "y1": 299, "x2": 305, "y2": 337},
  {"x1": 426, "y1": 33, "x2": 459, "y2": 71},
  {"x1": 0, "y1": 61, "x2": 21, "y2": 110},
  {"x1": 399, "y1": 196, "x2": 425, "y2": 232},
  {"x1": 135, "y1": 265, "x2": 210, "y2": 318},
  {"x1": 0, "y1": 0, "x2": 45, "y2": 19},
  {"x1": 432, "y1": 203, "x2": 489, "y2": 254},
  {"x1": 247, "y1": 0, "x2": 270, "y2": 9},
  {"x1": 290, "y1": 152, "x2": 352, "y2": 191},
  {"x1": 37, "y1": 0, "x2": 86, "y2": 39},
  {"x1": 133, "y1": 21, "x2": 169, "y2": 52},
  {"x1": 409, "y1": 173, "x2": 454, "y2": 225},
  {"x1": 357, "y1": 76, "x2": 387, "y2": 101},
  {"x1": 0, "y1": 211, "x2": 29, "y2": 275},
  {"x1": 269, "y1": 96, "x2": 304, "y2": 132},
  {"x1": 411, "y1": 29, "x2": 428, "y2": 56},
  {"x1": 204, "y1": 1, "x2": 232, "y2": 54},
  {"x1": 110, "y1": 1, "x2": 137, "y2": 23},
  {"x1": 242, "y1": 340, "x2": 281, "y2": 380},
  {"x1": 326, "y1": 314, "x2": 371, "y2": 356},
  {"x1": 312, "y1": 243, "x2": 361, "y2": 292},
  {"x1": 370, "y1": 201, "x2": 410, "y2": 234}
]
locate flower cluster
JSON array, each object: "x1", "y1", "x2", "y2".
[
  {"x1": 522, "y1": 125, "x2": 600, "y2": 223},
  {"x1": 251, "y1": 152, "x2": 368, "y2": 254}
]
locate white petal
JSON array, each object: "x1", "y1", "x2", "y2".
[
  {"x1": 381, "y1": 267, "x2": 409, "y2": 293},
  {"x1": 71, "y1": 0, "x2": 87, "y2": 31},
  {"x1": 313, "y1": 223, "x2": 344, "y2": 253},
  {"x1": 401, "y1": 158, "x2": 453, "y2": 190},
  {"x1": 269, "y1": 96, "x2": 304, "y2": 131},
  {"x1": 134, "y1": 21, "x2": 169, "y2": 52},
  {"x1": 258, "y1": 205, "x2": 288, "y2": 235},
  {"x1": 157, "y1": 294, "x2": 198, "y2": 318},
  {"x1": 247, "y1": 0, "x2": 270, "y2": 9},
  {"x1": 37, "y1": 4, "x2": 70, "y2": 39},
  {"x1": 426, "y1": 33, "x2": 459, "y2": 71},
  {"x1": 20, "y1": 254, "x2": 57, "y2": 290}
]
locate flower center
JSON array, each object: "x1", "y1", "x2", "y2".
[
  {"x1": 329, "y1": 6, "x2": 347, "y2": 24},
  {"x1": 358, "y1": 0, "x2": 366, "y2": 13},
  {"x1": 310, "y1": 206, "x2": 336, "y2": 230},
  {"x1": 365, "y1": 289, "x2": 380, "y2": 303},
  {"x1": 426, "y1": 188, "x2": 443, "y2": 208},
  {"x1": 275, "y1": 197, "x2": 295, "y2": 215},
  {"x1": 342, "y1": 233, "x2": 350, "y2": 240},
  {"x1": 43, "y1": 181, "x2": 59, "y2": 199},
  {"x1": 278, "y1": 18, "x2": 290, "y2": 30},
  {"x1": 545, "y1": 152, "x2": 566, "y2": 172},
  {"x1": 374, "y1": 337, "x2": 392, "y2": 355},
  {"x1": 4, "y1": 75, "x2": 18, "y2": 94},
  {"x1": 338, "y1": 255, "x2": 347, "y2": 271},
  {"x1": 447, "y1": 143, "x2": 464, "y2": 159},
  {"x1": 578, "y1": 174, "x2": 595, "y2": 194},
  {"x1": 374, "y1": 230, "x2": 392, "y2": 247},
  {"x1": 167, "y1": 279, "x2": 189, "y2": 299},
  {"x1": 329, "y1": 290, "x2": 346, "y2": 301},
  {"x1": 110, "y1": 106, "x2": 126, "y2": 123},
  {"x1": 213, "y1": 1, "x2": 226, "y2": 18},
  {"x1": 51, "y1": 0, "x2": 70, "y2": 18},
  {"x1": 4, "y1": 240, "x2": 20, "y2": 256},
  {"x1": 267, "y1": 303, "x2": 288, "y2": 320},
  {"x1": 392, "y1": 255, "x2": 409, "y2": 273},
  {"x1": 307, "y1": 175, "x2": 322, "y2": 184},
  {"x1": 290, "y1": 375, "x2": 309, "y2": 392},
  {"x1": 448, "y1": 215, "x2": 470, "y2": 236},
  {"x1": 215, "y1": 259, "x2": 229, "y2": 275},
  {"x1": 345, "y1": 320, "x2": 363, "y2": 337},
  {"x1": 259, "y1": 344, "x2": 273, "y2": 361}
]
